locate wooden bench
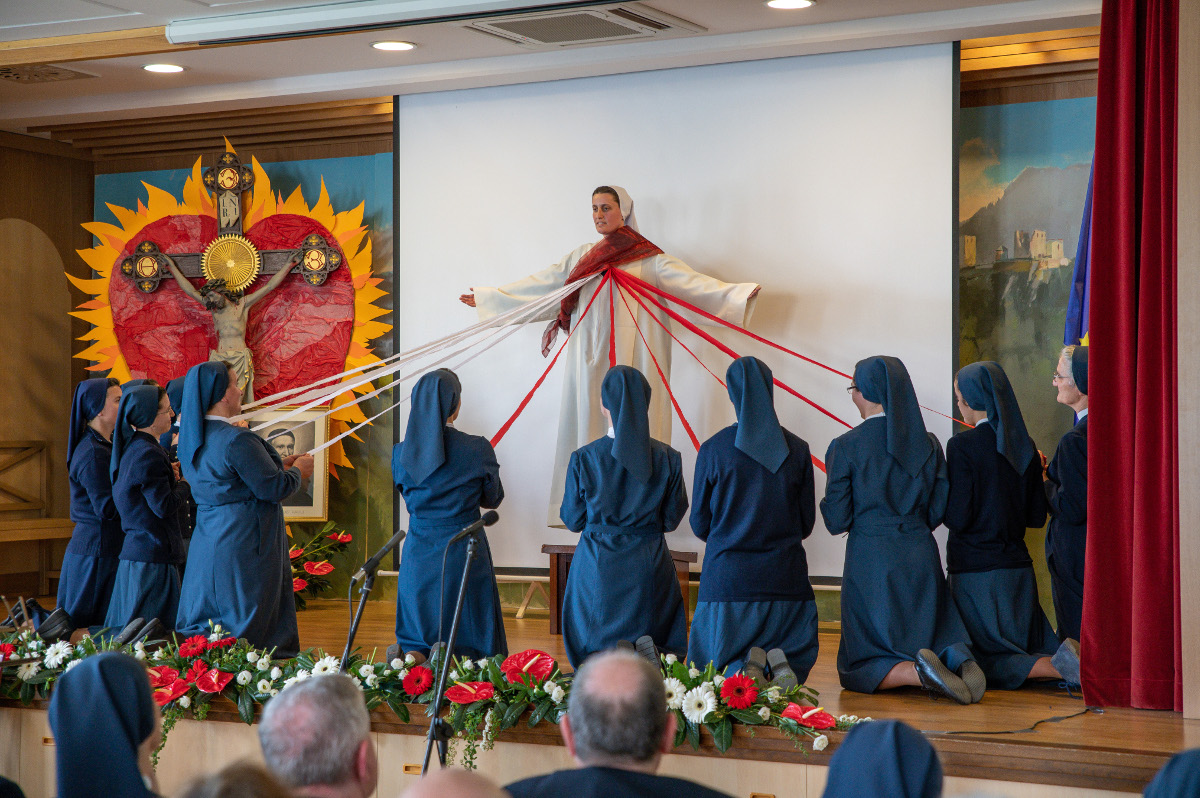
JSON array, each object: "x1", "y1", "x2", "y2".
[{"x1": 0, "y1": 519, "x2": 74, "y2": 596}]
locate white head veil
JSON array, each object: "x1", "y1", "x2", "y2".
[{"x1": 600, "y1": 185, "x2": 639, "y2": 232}]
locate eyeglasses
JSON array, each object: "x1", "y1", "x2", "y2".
[
  {"x1": 846, "y1": 384, "x2": 858, "y2": 394},
  {"x1": 156, "y1": 407, "x2": 173, "y2": 416},
  {"x1": 1051, "y1": 372, "x2": 1072, "y2": 382}
]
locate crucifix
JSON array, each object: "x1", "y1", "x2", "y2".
[{"x1": 116, "y1": 150, "x2": 344, "y2": 402}]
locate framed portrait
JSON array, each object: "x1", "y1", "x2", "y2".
[{"x1": 253, "y1": 407, "x2": 331, "y2": 522}]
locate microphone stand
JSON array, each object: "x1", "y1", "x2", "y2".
[
  {"x1": 421, "y1": 530, "x2": 482, "y2": 774},
  {"x1": 340, "y1": 533, "x2": 402, "y2": 673}
]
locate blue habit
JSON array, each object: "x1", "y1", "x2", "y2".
[
  {"x1": 392, "y1": 426, "x2": 507, "y2": 659},
  {"x1": 821, "y1": 416, "x2": 973, "y2": 693},
  {"x1": 60, "y1": 428, "x2": 123, "y2": 628},
  {"x1": 559, "y1": 435, "x2": 689, "y2": 668},
  {"x1": 687, "y1": 424, "x2": 817, "y2": 677},
  {"x1": 106, "y1": 431, "x2": 190, "y2": 630},
  {"x1": 176, "y1": 419, "x2": 301, "y2": 654},
  {"x1": 1045, "y1": 414, "x2": 1087, "y2": 641}
]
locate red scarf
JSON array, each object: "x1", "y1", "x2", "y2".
[{"x1": 540, "y1": 225, "x2": 663, "y2": 357}]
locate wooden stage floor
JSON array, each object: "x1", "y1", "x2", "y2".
[{"x1": 298, "y1": 598, "x2": 1199, "y2": 787}]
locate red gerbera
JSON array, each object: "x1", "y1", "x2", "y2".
[
  {"x1": 147, "y1": 665, "x2": 180, "y2": 689},
  {"x1": 445, "y1": 682, "x2": 496, "y2": 704},
  {"x1": 500, "y1": 650, "x2": 556, "y2": 687},
  {"x1": 303, "y1": 561, "x2": 334, "y2": 576},
  {"x1": 289, "y1": 547, "x2": 304, "y2": 560},
  {"x1": 293, "y1": 577, "x2": 308, "y2": 592},
  {"x1": 184, "y1": 659, "x2": 209, "y2": 684},
  {"x1": 326, "y1": 531, "x2": 352, "y2": 543},
  {"x1": 781, "y1": 703, "x2": 836, "y2": 729},
  {"x1": 194, "y1": 669, "x2": 234, "y2": 694},
  {"x1": 403, "y1": 665, "x2": 434, "y2": 696},
  {"x1": 208, "y1": 637, "x2": 237, "y2": 649},
  {"x1": 153, "y1": 679, "x2": 189, "y2": 707},
  {"x1": 720, "y1": 674, "x2": 759, "y2": 710},
  {"x1": 178, "y1": 635, "x2": 208, "y2": 658}
]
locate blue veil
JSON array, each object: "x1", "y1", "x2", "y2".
[
  {"x1": 853, "y1": 356, "x2": 934, "y2": 477},
  {"x1": 110, "y1": 385, "x2": 163, "y2": 482},
  {"x1": 68, "y1": 378, "x2": 112, "y2": 462},
  {"x1": 956, "y1": 361, "x2": 1037, "y2": 473},
  {"x1": 726, "y1": 356, "x2": 788, "y2": 473},
  {"x1": 399, "y1": 369, "x2": 462, "y2": 485},
  {"x1": 178, "y1": 362, "x2": 230, "y2": 468},
  {"x1": 1144, "y1": 748, "x2": 1200, "y2": 797},
  {"x1": 601, "y1": 366, "x2": 653, "y2": 483},
  {"x1": 822, "y1": 720, "x2": 942, "y2": 798}
]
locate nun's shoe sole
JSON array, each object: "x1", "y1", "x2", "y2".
[
  {"x1": 634, "y1": 635, "x2": 661, "y2": 667},
  {"x1": 744, "y1": 647, "x2": 769, "y2": 689},
  {"x1": 385, "y1": 644, "x2": 401, "y2": 665},
  {"x1": 915, "y1": 649, "x2": 972, "y2": 705},
  {"x1": 1051, "y1": 638, "x2": 1081, "y2": 688},
  {"x1": 958, "y1": 659, "x2": 987, "y2": 703},
  {"x1": 35, "y1": 608, "x2": 74, "y2": 644},
  {"x1": 111, "y1": 618, "x2": 145, "y2": 647},
  {"x1": 766, "y1": 648, "x2": 799, "y2": 690},
  {"x1": 131, "y1": 618, "x2": 164, "y2": 646}
]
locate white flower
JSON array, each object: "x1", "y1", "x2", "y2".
[
  {"x1": 350, "y1": 677, "x2": 363, "y2": 691},
  {"x1": 237, "y1": 670, "x2": 253, "y2": 686},
  {"x1": 246, "y1": 651, "x2": 260, "y2": 664},
  {"x1": 449, "y1": 670, "x2": 460, "y2": 681},
  {"x1": 663, "y1": 677, "x2": 686, "y2": 710},
  {"x1": 364, "y1": 673, "x2": 379, "y2": 689},
  {"x1": 27, "y1": 639, "x2": 43, "y2": 651},
  {"x1": 17, "y1": 662, "x2": 40, "y2": 681},
  {"x1": 549, "y1": 686, "x2": 566, "y2": 704},
  {"x1": 390, "y1": 658, "x2": 405, "y2": 670},
  {"x1": 270, "y1": 666, "x2": 283, "y2": 680},
  {"x1": 758, "y1": 706, "x2": 771, "y2": 722},
  {"x1": 178, "y1": 695, "x2": 192, "y2": 709},
  {"x1": 257, "y1": 679, "x2": 272, "y2": 693},
  {"x1": 283, "y1": 669, "x2": 311, "y2": 688},
  {"x1": 64, "y1": 659, "x2": 81, "y2": 673},
  {"x1": 208, "y1": 633, "x2": 222, "y2": 643},
  {"x1": 269, "y1": 688, "x2": 280, "y2": 697},
  {"x1": 543, "y1": 679, "x2": 559, "y2": 694},
  {"x1": 397, "y1": 668, "x2": 409, "y2": 681},
  {"x1": 133, "y1": 641, "x2": 146, "y2": 654},
  {"x1": 700, "y1": 681, "x2": 717, "y2": 697},
  {"x1": 688, "y1": 667, "x2": 701, "y2": 679},
  {"x1": 838, "y1": 714, "x2": 859, "y2": 724},
  {"x1": 257, "y1": 657, "x2": 271, "y2": 672},
  {"x1": 476, "y1": 659, "x2": 489, "y2": 670},
  {"x1": 712, "y1": 674, "x2": 725, "y2": 688},
  {"x1": 358, "y1": 664, "x2": 374, "y2": 679},
  {"x1": 404, "y1": 653, "x2": 416, "y2": 666},
  {"x1": 813, "y1": 734, "x2": 829, "y2": 751},
  {"x1": 152, "y1": 649, "x2": 164, "y2": 661},
  {"x1": 133, "y1": 648, "x2": 146, "y2": 662},
  {"x1": 664, "y1": 653, "x2": 678, "y2": 665},
  {"x1": 681, "y1": 686, "x2": 717, "y2": 725},
  {"x1": 766, "y1": 687, "x2": 782, "y2": 704},
  {"x1": 860, "y1": 717, "x2": 873, "y2": 723},
  {"x1": 311, "y1": 656, "x2": 340, "y2": 676},
  {"x1": 43, "y1": 641, "x2": 72, "y2": 669}
]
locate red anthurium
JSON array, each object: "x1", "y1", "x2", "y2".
[
  {"x1": 0, "y1": 643, "x2": 15, "y2": 660},
  {"x1": 500, "y1": 650, "x2": 556, "y2": 686},
  {"x1": 153, "y1": 679, "x2": 190, "y2": 707},
  {"x1": 178, "y1": 636, "x2": 208, "y2": 658},
  {"x1": 303, "y1": 561, "x2": 334, "y2": 576},
  {"x1": 195, "y1": 668, "x2": 234, "y2": 694},
  {"x1": 720, "y1": 674, "x2": 759, "y2": 710},
  {"x1": 147, "y1": 666, "x2": 180, "y2": 689},
  {"x1": 289, "y1": 547, "x2": 304, "y2": 560},
  {"x1": 293, "y1": 577, "x2": 308, "y2": 592},
  {"x1": 445, "y1": 682, "x2": 496, "y2": 704},
  {"x1": 184, "y1": 660, "x2": 209, "y2": 684},
  {"x1": 326, "y1": 531, "x2": 352, "y2": 543},
  {"x1": 403, "y1": 665, "x2": 434, "y2": 696},
  {"x1": 781, "y1": 703, "x2": 836, "y2": 729}
]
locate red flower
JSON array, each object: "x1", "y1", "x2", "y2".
[
  {"x1": 194, "y1": 669, "x2": 234, "y2": 694},
  {"x1": 0, "y1": 643, "x2": 15, "y2": 661},
  {"x1": 178, "y1": 636, "x2": 208, "y2": 657},
  {"x1": 289, "y1": 546, "x2": 304, "y2": 560},
  {"x1": 781, "y1": 703, "x2": 836, "y2": 729},
  {"x1": 720, "y1": 674, "x2": 759, "y2": 710},
  {"x1": 147, "y1": 666, "x2": 180, "y2": 689},
  {"x1": 293, "y1": 577, "x2": 308, "y2": 592},
  {"x1": 326, "y1": 531, "x2": 352, "y2": 543},
  {"x1": 184, "y1": 659, "x2": 209, "y2": 684},
  {"x1": 153, "y1": 679, "x2": 189, "y2": 707},
  {"x1": 445, "y1": 682, "x2": 495, "y2": 704},
  {"x1": 403, "y1": 665, "x2": 434, "y2": 696},
  {"x1": 500, "y1": 650, "x2": 556, "y2": 687},
  {"x1": 303, "y1": 561, "x2": 334, "y2": 576}
]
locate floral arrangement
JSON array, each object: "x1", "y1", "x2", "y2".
[{"x1": 288, "y1": 521, "x2": 353, "y2": 609}]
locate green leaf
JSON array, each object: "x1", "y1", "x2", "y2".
[
  {"x1": 501, "y1": 701, "x2": 526, "y2": 731},
  {"x1": 19, "y1": 681, "x2": 35, "y2": 705},
  {"x1": 685, "y1": 719, "x2": 700, "y2": 751},
  {"x1": 528, "y1": 698, "x2": 552, "y2": 727},
  {"x1": 707, "y1": 718, "x2": 733, "y2": 753},
  {"x1": 237, "y1": 687, "x2": 255, "y2": 725},
  {"x1": 385, "y1": 696, "x2": 410, "y2": 723},
  {"x1": 295, "y1": 654, "x2": 315, "y2": 670},
  {"x1": 466, "y1": 700, "x2": 489, "y2": 715},
  {"x1": 730, "y1": 708, "x2": 767, "y2": 725},
  {"x1": 673, "y1": 710, "x2": 687, "y2": 747},
  {"x1": 488, "y1": 661, "x2": 507, "y2": 688}
]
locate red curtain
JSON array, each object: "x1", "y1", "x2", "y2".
[{"x1": 1081, "y1": 0, "x2": 1180, "y2": 709}]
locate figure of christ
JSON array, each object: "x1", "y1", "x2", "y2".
[
  {"x1": 165, "y1": 254, "x2": 298, "y2": 403},
  {"x1": 462, "y1": 186, "x2": 761, "y2": 526}
]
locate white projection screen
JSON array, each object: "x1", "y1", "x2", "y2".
[{"x1": 394, "y1": 43, "x2": 956, "y2": 575}]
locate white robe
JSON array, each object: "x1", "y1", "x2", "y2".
[{"x1": 475, "y1": 240, "x2": 758, "y2": 526}]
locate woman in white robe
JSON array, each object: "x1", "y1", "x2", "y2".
[{"x1": 462, "y1": 186, "x2": 759, "y2": 525}]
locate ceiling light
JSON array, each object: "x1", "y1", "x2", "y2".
[
  {"x1": 143, "y1": 63, "x2": 185, "y2": 73},
  {"x1": 766, "y1": 0, "x2": 815, "y2": 8},
  {"x1": 372, "y1": 41, "x2": 416, "y2": 51}
]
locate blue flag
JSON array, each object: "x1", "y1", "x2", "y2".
[{"x1": 1064, "y1": 159, "x2": 1093, "y2": 346}]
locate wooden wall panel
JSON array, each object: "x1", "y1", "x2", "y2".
[{"x1": 960, "y1": 27, "x2": 1098, "y2": 107}]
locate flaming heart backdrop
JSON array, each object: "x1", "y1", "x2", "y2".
[{"x1": 68, "y1": 145, "x2": 395, "y2": 602}]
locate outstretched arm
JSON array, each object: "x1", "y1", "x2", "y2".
[
  {"x1": 164, "y1": 255, "x2": 204, "y2": 303},
  {"x1": 244, "y1": 255, "x2": 298, "y2": 308}
]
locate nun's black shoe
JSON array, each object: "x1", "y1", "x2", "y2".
[
  {"x1": 958, "y1": 659, "x2": 987, "y2": 703},
  {"x1": 131, "y1": 618, "x2": 164, "y2": 646},
  {"x1": 915, "y1": 649, "x2": 971, "y2": 705},
  {"x1": 743, "y1": 647, "x2": 768, "y2": 689},
  {"x1": 34, "y1": 608, "x2": 74, "y2": 644},
  {"x1": 766, "y1": 648, "x2": 799, "y2": 690},
  {"x1": 385, "y1": 643, "x2": 401, "y2": 665},
  {"x1": 427, "y1": 641, "x2": 446, "y2": 668},
  {"x1": 634, "y1": 635, "x2": 660, "y2": 666},
  {"x1": 111, "y1": 618, "x2": 145, "y2": 647},
  {"x1": 1051, "y1": 638, "x2": 1081, "y2": 688}
]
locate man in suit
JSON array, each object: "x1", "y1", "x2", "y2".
[{"x1": 505, "y1": 650, "x2": 732, "y2": 798}]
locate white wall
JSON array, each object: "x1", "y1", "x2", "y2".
[{"x1": 395, "y1": 43, "x2": 955, "y2": 574}]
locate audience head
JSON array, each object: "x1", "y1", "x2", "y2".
[
  {"x1": 401, "y1": 768, "x2": 510, "y2": 798},
  {"x1": 822, "y1": 720, "x2": 942, "y2": 798},
  {"x1": 48, "y1": 652, "x2": 160, "y2": 798},
  {"x1": 178, "y1": 762, "x2": 292, "y2": 798},
  {"x1": 562, "y1": 649, "x2": 674, "y2": 773},
  {"x1": 258, "y1": 674, "x2": 377, "y2": 798},
  {"x1": 1054, "y1": 344, "x2": 1089, "y2": 412},
  {"x1": 1144, "y1": 748, "x2": 1200, "y2": 797}
]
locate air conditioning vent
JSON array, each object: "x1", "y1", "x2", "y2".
[
  {"x1": 464, "y1": 4, "x2": 705, "y2": 50},
  {"x1": 0, "y1": 64, "x2": 97, "y2": 84}
]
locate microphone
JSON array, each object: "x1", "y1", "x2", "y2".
[
  {"x1": 447, "y1": 510, "x2": 500, "y2": 546},
  {"x1": 352, "y1": 529, "x2": 406, "y2": 582}
]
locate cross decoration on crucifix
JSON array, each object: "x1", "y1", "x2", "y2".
[{"x1": 117, "y1": 150, "x2": 342, "y2": 294}]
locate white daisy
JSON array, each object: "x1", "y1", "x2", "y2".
[
  {"x1": 311, "y1": 656, "x2": 340, "y2": 676},
  {"x1": 64, "y1": 659, "x2": 81, "y2": 673},
  {"x1": 283, "y1": 669, "x2": 311, "y2": 688},
  {"x1": 700, "y1": 681, "x2": 717, "y2": 697},
  {"x1": 43, "y1": 641, "x2": 72, "y2": 669},
  {"x1": 178, "y1": 695, "x2": 191, "y2": 709},
  {"x1": 270, "y1": 666, "x2": 283, "y2": 680},
  {"x1": 664, "y1": 653, "x2": 678, "y2": 665},
  {"x1": 813, "y1": 734, "x2": 829, "y2": 751},
  {"x1": 257, "y1": 657, "x2": 271, "y2": 672},
  {"x1": 758, "y1": 706, "x2": 771, "y2": 722},
  {"x1": 246, "y1": 651, "x2": 260, "y2": 664},
  {"x1": 688, "y1": 667, "x2": 701, "y2": 679},
  {"x1": 237, "y1": 670, "x2": 253, "y2": 686},
  {"x1": 663, "y1": 677, "x2": 686, "y2": 710},
  {"x1": 257, "y1": 679, "x2": 272, "y2": 693},
  {"x1": 17, "y1": 661, "x2": 40, "y2": 681},
  {"x1": 550, "y1": 686, "x2": 566, "y2": 704},
  {"x1": 681, "y1": 685, "x2": 717, "y2": 725}
]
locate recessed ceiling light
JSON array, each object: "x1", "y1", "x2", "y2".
[
  {"x1": 143, "y1": 63, "x2": 185, "y2": 73},
  {"x1": 766, "y1": 0, "x2": 815, "y2": 8},
  {"x1": 372, "y1": 41, "x2": 415, "y2": 51}
]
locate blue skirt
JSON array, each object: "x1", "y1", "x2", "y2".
[
  {"x1": 394, "y1": 516, "x2": 507, "y2": 660},
  {"x1": 949, "y1": 567, "x2": 1058, "y2": 689},
  {"x1": 839, "y1": 521, "x2": 973, "y2": 693},
  {"x1": 688, "y1": 599, "x2": 819, "y2": 680},
  {"x1": 104, "y1": 561, "x2": 180, "y2": 631},
  {"x1": 56, "y1": 553, "x2": 119, "y2": 629},
  {"x1": 562, "y1": 526, "x2": 687, "y2": 669}
]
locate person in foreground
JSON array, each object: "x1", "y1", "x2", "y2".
[
  {"x1": 1142, "y1": 748, "x2": 1200, "y2": 797},
  {"x1": 559, "y1": 366, "x2": 689, "y2": 668},
  {"x1": 402, "y1": 769, "x2": 510, "y2": 798},
  {"x1": 48, "y1": 651, "x2": 161, "y2": 798},
  {"x1": 1045, "y1": 345, "x2": 1088, "y2": 642},
  {"x1": 505, "y1": 649, "x2": 733, "y2": 798},
  {"x1": 687, "y1": 356, "x2": 818, "y2": 684},
  {"x1": 822, "y1": 719, "x2": 942, "y2": 798},
  {"x1": 391, "y1": 368, "x2": 506, "y2": 663},
  {"x1": 175, "y1": 361, "x2": 313, "y2": 655},
  {"x1": 946, "y1": 361, "x2": 1080, "y2": 689},
  {"x1": 179, "y1": 762, "x2": 292, "y2": 798},
  {"x1": 821, "y1": 356, "x2": 985, "y2": 704},
  {"x1": 258, "y1": 674, "x2": 378, "y2": 798}
]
